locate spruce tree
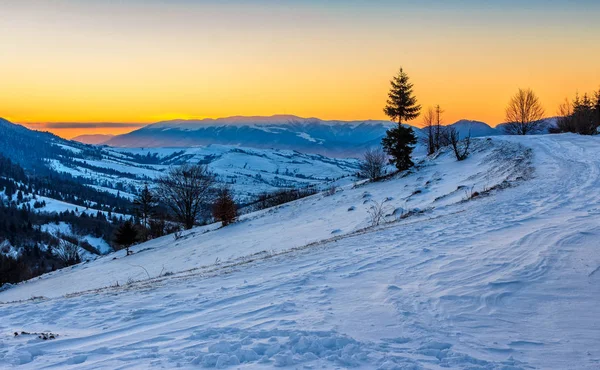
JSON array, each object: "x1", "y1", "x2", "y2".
[
  {"x1": 594, "y1": 90, "x2": 600, "y2": 129},
  {"x1": 382, "y1": 68, "x2": 420, "y2": 171},
  {"x1": 134, "y1": 184, "x2": 156, "y2": 229},
  {"x1": 114, "y1": 220, "x2": 138, "y2": 256},
  {"x1": 381, "y1": 125, "x2": 417, "y2": 171},
  {"x1": 383, "y1": 68, "x2": 421, "y2": 125}
]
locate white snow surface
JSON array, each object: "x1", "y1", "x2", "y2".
[
  {"x1": 46, "y1": 144, "x2": 360, "y2": 202},
  {"x1": 1, "y1": 135, "x2": 599, "y2": 369}
]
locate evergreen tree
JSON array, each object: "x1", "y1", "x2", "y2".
[
  {"x1": 594, "y1": 89, "x2": 600, "y2": 129},
  {"x1": 114, "y1": 220, "x2": 138, "y2": 256},
  {"x1": 381, "y1": 125, "x2": 417, "y2": 171},
  {"x1": 382, "y1": 68, "x2": 420, "y2": 171},
  {"x1": 133, "y1": 184, "x2": 156, "y2": 229},
  {"x1": 383, "y1": 68, "x2": 421, "y2": 125},
  {"x1": 573, "y1": 93, "x2": 596, "y2": 135}
]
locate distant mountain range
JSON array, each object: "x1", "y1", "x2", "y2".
[
  {"x1": 72, "y1": 134, "x2": 114, "y2": 145},
  {"x1": 0, "y1": 117, "x2": 360, "y2": 201},
  {"x1": 100, "y1": 115, "x2": 556, "y2": 157},
  {"x1": 103, "y1": 115, "x2": 398, "y2": 157}
]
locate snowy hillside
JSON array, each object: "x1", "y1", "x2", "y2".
[
  {"x1": 51, "y1": 145, "x2": 360, "y2": 202},
  {"x1": 0, "y1": 118, "x2": 360, "y2": 203},
  {"x1": 3, "y1": 135, "x2": 597, "y2": 369}
]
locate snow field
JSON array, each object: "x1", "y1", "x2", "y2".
[{"x1": 1, "y1": 135, "x2": 599, "y2": 369}]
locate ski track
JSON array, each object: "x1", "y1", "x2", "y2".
[{"x1": 1, "y1": 135, "x2": 600, "y2": 369}]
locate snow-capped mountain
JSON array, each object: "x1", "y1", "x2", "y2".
[
  {"x1": 0, "y1": 118, "x2": 359, "y2": 202},
  {"x1": 72, "y1": 134, "x2": 114, "y2": 145},
  {"x1": 103, "y1": 115, "x2": 407, "y2": 157},
  {"x1": 103, "y1": 115, "x2": 560, "y2": 156},
  {"x1": 100, "y1": 114, "x2": 549, "y2": 156},
  {"x1": 446, "y1": 119, "x2": 497, "y2": 138}
]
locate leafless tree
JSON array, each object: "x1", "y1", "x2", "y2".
[
  {"x1": 552, "y1": 98, "x2": 575, "y2": 133},
  {"x1": 448, "y1": 127, "x2": 471, "y2": 161},
  {"x1": 55, "y1": 239, "x2": 80, "y2": 266},
  {"x1": 434, "y1": 105, "x2": 449, "y2": 147},
  {"x1": 156, "y1": 164, "x2": 216, "y2": 230},
  {"x1": 359, "y1": 148, "x2": 387, "y2": 180},
  {"x1": 504, "y1": 88, "x2": 545, "y2": 135},
  {"x1": 423, "y1": 105, "x2": 447, "y2": 154},
  {"x1": 423, "y1": 107, "x2": 436, "y2": 155}
]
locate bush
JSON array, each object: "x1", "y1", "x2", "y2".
[
  {"x1": 359, "y1": 148, "x2": 387, "y2": 180},
  {"x1": 367, "y1": 199, "x2": 392, "y2": 226},
  {"x1": 324, "y1": 185, "x2": 337, "y2": 197},
  {"x1": 447, "y1": 128, "x2": 471, "y2": 161},
  {"x1": 212, "y1": 188, "x2": 237, "y2": 226},
  {"x1": 54, "y1": 240, "x2": 81, "y2": 266},
  {"x1": 251, "y1": 188, "x2": 318, "y2": 211}
]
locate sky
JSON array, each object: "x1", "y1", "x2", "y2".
[{"x1": 1, "y1": 0, "x2": 599, "y2": 138}]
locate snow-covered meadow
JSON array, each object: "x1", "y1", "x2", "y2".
[
  {"x1": 46, "y1": 144, "x2": 360, "y2": 202},
  {"x1": 1, "y1": 135, "x2": 599, "y2": 369}
]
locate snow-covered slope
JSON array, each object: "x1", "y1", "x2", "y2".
[
  {"x1": 4, "y1": 135, "x2": 598, "y2": 369},
  {"x1": 0, "y1": 118, "x2": 360, "y2": 202},
  {"x1": 52, "y1": 145, "x2": 360, "y2": 202},
  {"x1": 0, "y1": 138, "x2": 530, "y2": 301}
]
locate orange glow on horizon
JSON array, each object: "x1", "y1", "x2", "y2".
[{"x1": 2, "y1": 1, "x2": 599, "y2": 139}]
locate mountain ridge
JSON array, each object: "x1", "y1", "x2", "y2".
[
  {"x1": 103, "y1": 115, "x2": 508, "y2": 156},
  {"x1": 72, "y1": 134, "x2": 115, "y2": 145}
]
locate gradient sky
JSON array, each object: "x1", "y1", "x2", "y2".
[{"x1": 1, "y1": 0, "x2": 599, "y2": 138}]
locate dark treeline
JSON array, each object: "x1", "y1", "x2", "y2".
[
  {"x1": 551, "y1": 90, "x2": 600, "y2": 135},
  {"x1": 0, "y1": 245, "x2": 66, "y2": 289},
  {"x1": 0, "y1": 154, "x2": 132, "y2": 214},
  {"x1": 0, "y1": 153, "x2": 135, "y2": 288},
  {"x1": 0, "y1": 204, "x2": 125, "y2": 288},
  {"x1": 0, "y1": 119, "x2": 102, "y2": 175}
]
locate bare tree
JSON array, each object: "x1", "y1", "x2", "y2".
[
  {"x1": 552, "y1": 97, "x2": 575, "y2": 133},
  {"x1": 504, "y1": 88, "x2": 545, "y2": 135},
  {"x1": 434, "y1": 105, "x2": 448, "y2": 147},
  {"x1": 359, "y1": 148, "x2": 387, "y2": 180},
  {"x1": 55, "y1": 239, "x2": 80, "y2": 266},
  {"x1": 423, "y1": 105, "x2": 447, "y2": 154},
  {"x1": 156, "y1": 164, "x2": 216, "y2": 229},
  {"x1": 448, "y1": 127, "x2": 471, "y2": 161},
  {"x1": 422, "y1": 107, "x2": 436, "y2": 155}
]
